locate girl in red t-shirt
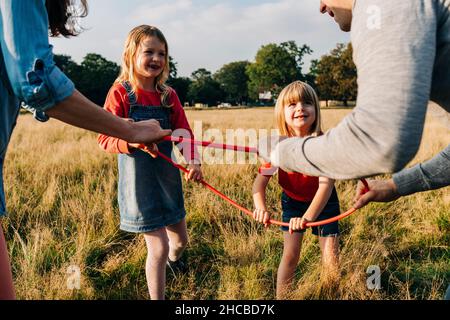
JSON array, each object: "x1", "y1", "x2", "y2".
[{"x1": 252, "y1": 81, "x2": 341, "y2": 299}]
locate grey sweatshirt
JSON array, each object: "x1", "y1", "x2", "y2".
[{"x1": 272, "y1": 0, "x2": 450, "y2": 192}]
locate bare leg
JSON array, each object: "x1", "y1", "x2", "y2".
[
  {"x1": 166, "y1": 218, "x2": 189, "y2": 262},
  {"x1": 276, "y1": 232, "x2": 303, "y2": 299},
  {"x1": 0, "y1": 223, "x2": 15, "y2": 300},
  {"x1": 143, "y1": 228, "x2": 169, "y2": 300},
  {"x1": 319, "y1": 236, "x2": 340, "y2": 295}
]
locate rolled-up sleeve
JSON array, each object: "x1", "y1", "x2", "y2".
[
  {"x1": 0, "y1": 0, "x2": 74, "y2": 112},
  {"x1": 393, "y1": 144, "x2": 450, "y2": 196}
]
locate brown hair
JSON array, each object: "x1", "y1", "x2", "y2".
[
  {"x1": 46, "y1": 0, "x2": 88, "y2": 37},
  {"x1": 116, "y1": 25, "x2": 172, "y2": 108},
  {"x1": 275, "y1": 81, "x2": 322, "y2": 137}
]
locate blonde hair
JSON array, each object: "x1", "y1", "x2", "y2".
[
  {"x1": 275, "y1": 81, "x2": 322, "y2": 137},
  {"x1": 116, "y1": 25, "x2": 172, "y2": 107}
]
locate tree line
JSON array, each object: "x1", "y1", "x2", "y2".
[{"x1": 54, "y1": 42, "x2": 357, "y2": 107}]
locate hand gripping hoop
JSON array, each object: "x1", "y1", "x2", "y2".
[{"x1": 139, "y1": 136, "x2": 370, "y2": 229}]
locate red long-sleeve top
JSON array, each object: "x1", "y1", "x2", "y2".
[
  {"x1": 98, "y1": 83, "x2": 199, "y2": 162},
  {"x1": 259, "y1": 163, "x2": 319, "y2": 202}
]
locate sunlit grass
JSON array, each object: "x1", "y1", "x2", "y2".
[{"x1": 3, "y1": 106, "x2": 449, "y2": 300}]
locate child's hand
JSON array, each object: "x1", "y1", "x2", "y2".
[
  {"x1": 128, "y1": 142, "x2": 141, "y2": 150},
  {"x1": 142, "y1": 143, "x2": 159, "y2": 158},
  {"x1": 184, "y1": 164, "x2": 202, "y2": 182},
  {"x1": 253, "y1": 208, "x2": 271, "y2": 228},
  {"x1": 300, "y1": 216, "x2": 312, "y2": 230},
  {"x1": 129, "y1": 142, "x2": 159, "y2": 158},
  {"x1": 289, "y1": 217, "x2": 311, "y2": 234}
]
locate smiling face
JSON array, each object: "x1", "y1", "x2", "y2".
[
  {"x1": 134, "y1": 36, "x2": 167, "y2": 87},
  {"x1": 275, "y1": 81, "x2": 322, "y2": 138},
  {"x1": 320, "y1": 0, "x2": 353, "y2": 32},
  {"x1": 284, "y1": 102, "x2": 316, "y2": 137}
]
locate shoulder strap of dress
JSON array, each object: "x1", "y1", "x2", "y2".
[{"x1": 121, "y1": 81, "x2": 137, "y2": 106}]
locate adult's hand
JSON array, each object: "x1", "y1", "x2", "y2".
[
  {"x1": 123, "y1": 119, "x2": 170, "y2": 155},
  {"x1": 353, "y1": 179, "x2": 400, "y2": 209},
  {"x1": 129, "y1": 119, "x2": 171, "y2": 145}
]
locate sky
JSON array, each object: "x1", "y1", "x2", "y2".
[{"x1": 50, "y1": 0, "x2": 350, "y2": 77}]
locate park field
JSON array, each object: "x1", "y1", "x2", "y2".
[{"x1": 3, "y1": 106, "x2": 449, "y2": 300}]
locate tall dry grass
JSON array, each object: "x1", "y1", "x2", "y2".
[{"x1": 2, "y1": 106, "x2": 449, "y2": 299}]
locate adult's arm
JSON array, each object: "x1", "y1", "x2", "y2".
[
  {"x1": 353, "y1": 144, "x2": 449, "y2": 209},
  {"x1": 0, "y1": 0, "x2": 169, "y2": 143},
  {"x1": 271, "y1": 0, "x2": 437, "y2": 179},
  {"x1": 393, "y1": 144, "x2": 450, "y2": 196}
]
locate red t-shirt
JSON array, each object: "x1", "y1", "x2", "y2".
[
  {"x1": 259, "y1": 163, "x2": 319, "y2": 202},
  {"x1": 98, "y1": 83, "x2": 198, "y2": 161}
]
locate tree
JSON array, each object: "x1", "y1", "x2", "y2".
[
  {"x1": 280, "y1": 41, "x2": 313, "y2": 75},
  {"x1": 168, "y1": 77, "x2": 192, "y2": 105},
  {"x1": 334, "y1": 43, "x2": 357, "y2": 106},
  {"x1": 246, "y1": 41, "x2": 312, "y2": 100},
  {"x1": 191, "y1": 68, "x2": 212, "y2": 81},
  {"x1": 314, "y1": 55, "x2": 337, "y2": 106},
  {"x1": 304, "y1": 59, "x2": 319, "y2": 88},
  {"x1": 166, "y1": 56, "x2": 191, "y2": 105},
  {"x1": 187, "y1": 68, "x2": 224, "y2": 106},
  {"x1": 53, "y1": 54, "x2": 84, "y2": 88},
  {"x1": 78, "y1": 53, "x2": 120, "y2": 105},
  {"x1": 314, "y1": 43, "x2": 357, "y2": 106},
  {"x1": 214, "y1": 61, "x2": 250, "y2": 105},
  {"x1": 169, "y1": 56, "x2": 178, "y2": 81},
  {"x1": 53, "y1": 54, "x2": 76, "y2": 72}
]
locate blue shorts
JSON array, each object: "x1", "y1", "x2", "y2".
[{"x1": 280, "y1": 192, "x2": 340, "y2": 237}]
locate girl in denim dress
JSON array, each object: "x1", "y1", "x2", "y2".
[
  {"x1": 252, "y1": 81, "x2": 341, "y2": 299},
  {"x1": 98, "y1": 25, "x2": 202, "y2": 300}
]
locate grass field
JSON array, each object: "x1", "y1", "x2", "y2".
[{"x1": 2, "y1": 106, "x2": 449, "y2": 300}]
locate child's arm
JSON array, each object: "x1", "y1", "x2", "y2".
[
  {"x1": 289, "y1": 177, "x2": 335, "y2": 232},
  {"x1": 169, "y1": 91, "x2": 200, "y2": 160},
  {"x1": 168, "y1": 90, "x2": 203, "y2": 182},
  {"x1": 252, "y1": 173, "x2": 272, "y2": 226},
  {"x1": 97, "y1": 86, "x2": 132, "y2": 154}
]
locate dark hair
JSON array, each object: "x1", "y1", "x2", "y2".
[{"x1": 45, "y1": 0, "x2": 88, "y2": 37}]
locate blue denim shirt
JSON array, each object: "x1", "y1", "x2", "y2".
[{"x1": 0, "y1": 0, "x2": 75, "y2": 215}]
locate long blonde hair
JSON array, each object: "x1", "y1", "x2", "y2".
[
  {"x1": 116, "y1": 25, "x2": 172, "y2": 107},
  {"x1": 275, "y1": 81, "x2": 322, "y2": 137}
]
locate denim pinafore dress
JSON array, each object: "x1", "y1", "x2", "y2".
[{"x1": 118, "y1": 82, "x2": 185, "y2": 233}]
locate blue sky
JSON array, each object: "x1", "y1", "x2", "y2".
[{"x1": 50, "y1": 0, "x2": 350, "y2": 77}]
